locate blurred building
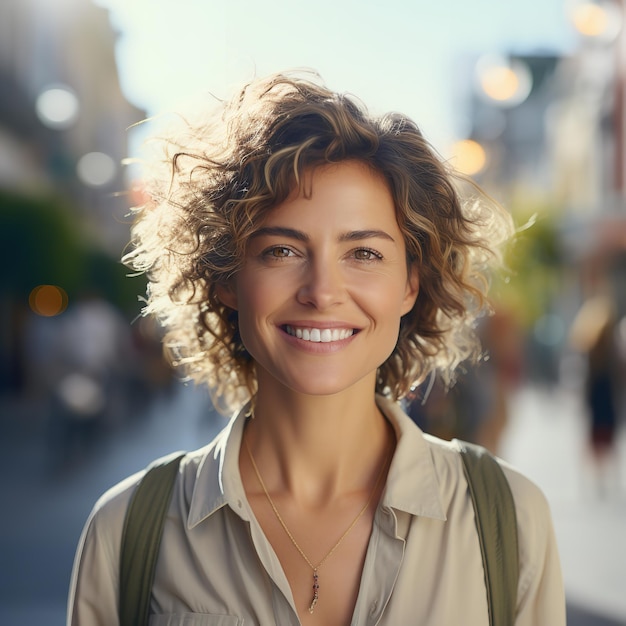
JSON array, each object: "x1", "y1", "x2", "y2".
[
  {"x1": 0, "y1": 0, "x2": 145, "y2": 250},
  {"x1": 451, "y1": 0, "x2": 626, "y2": 374},
  {"x1": 0, "y1": 0, "x2": 146, "y2": 398}
]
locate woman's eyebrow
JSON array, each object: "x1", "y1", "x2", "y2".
[
  {"x1": 251, "y1": 227, "x2": 395, "y2": 243},
  {"x1": 339, "y1": 229, "x2": 396, "y2": 243}
]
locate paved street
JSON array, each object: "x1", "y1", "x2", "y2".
[
  {"x1": 499, "y1": 384, "x2": 626, "y2": 625},
  {"x1": 0, "y1": 382, "x2": 624, "y2": 625}
]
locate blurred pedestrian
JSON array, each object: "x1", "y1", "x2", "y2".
[
  {"x1": 68, "y1": 71, "x2": 565, "y2": 625},
  {"x1": 23, "y1": 292, "x2": 132, "y2": 468},
  {"x1": 570, "y1": 293, "x2": 623, "y2": 496},
  {"x1": 408, "y1": 306, "x2": 524, "y2": 454}
]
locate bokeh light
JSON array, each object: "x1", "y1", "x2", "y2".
[
  {"x1": 450, "y1": 139, "x2": 488, "y2": 176},
  {"x1": 569, "y1": 0, "x2": 623, "y2": 40},
  {"x1": 57, "y1": 373, "x2": 106, "y2": 417},
  {"x1": 35, "y1": 86, "x2": 80, "y2": 130},
  {"x1": 475, "y1": 55, "x2": 533, "y2": 107},
  {"x1": 29, "y1": 284, "x2": 68, "y2": 317},
  {"x1": 76, "y1": 152, "x2": 117, "y2": 187}
]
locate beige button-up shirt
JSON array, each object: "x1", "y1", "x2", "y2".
[{"x1": 68, "y1": 396, "x2": 565, "y2": 625}]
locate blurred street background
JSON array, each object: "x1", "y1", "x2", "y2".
[{"x1": 1, "y1": 0, "x2": 626, "y2": 624}]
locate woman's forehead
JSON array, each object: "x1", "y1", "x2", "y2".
[{"x1": 264, "y1": 161, "x2": 394, "y2": 215}]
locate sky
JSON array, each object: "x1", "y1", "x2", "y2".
[{"x1": 93, "y1": 0, "x2": 577, "y2": 155}]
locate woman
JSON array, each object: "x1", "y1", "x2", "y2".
[{"x1": 68, "y1": 72, "x2": 565, "y2": 625}]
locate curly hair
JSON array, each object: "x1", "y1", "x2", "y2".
[{"x1": 124, "y1": 70, "x2": 513, "y2": 412}]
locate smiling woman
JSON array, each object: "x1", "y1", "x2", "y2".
[
  {"x1": 124, "y1": 73, "x2": 509, "y2": 411},
  {"x1": 68, "y1": 71, "x2": 565, "y2": 626}
]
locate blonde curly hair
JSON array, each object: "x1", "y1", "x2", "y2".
[{"x1": 124, "y1": 71, "x2": 513, "y2": 412}]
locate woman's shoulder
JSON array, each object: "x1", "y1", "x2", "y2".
[
  {"x1": 87, "y1": 469, "x2": 145, "y2": 539},
  {"x1": 420, "y1": 433, "x2": 553, "y2": 522},
  {"x1": 421, "y1": 434, "x2": 557, "y2": 572},
  {"x1": 417, "y1": 434, "x2": 564, "y2": 617},
  {"x1": 86, "y1": 430, "x2": 227, "y2": 538}
]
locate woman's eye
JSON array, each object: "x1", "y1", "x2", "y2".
[
  {"x1": 266, "y1": 246, "x2": 293, "y2": 258},
  {"x1": 353, "y1": 248, "x2": 382, "y2": 261}
]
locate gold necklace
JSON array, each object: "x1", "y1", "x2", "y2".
[{"x1": 244, "y1": 436, "x2": 390, "y2": 614}]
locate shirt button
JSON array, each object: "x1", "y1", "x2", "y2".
[
  {"x1": 370, "y1": 600, "x2": 378, "y2": 615},
  {"x1": 237, "y1": 499, "x2": 243, "y2": 508}
]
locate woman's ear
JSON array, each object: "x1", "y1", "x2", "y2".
[
  {"x1": 401, "y1": 266, "x2": 419, "y2": 315},
  {"x1": 216, "y1": 282, "x2": 238, "y2": 310}
]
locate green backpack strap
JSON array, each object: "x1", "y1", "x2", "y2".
[
  {"x1": 454, "y1": 439, "x2": 519, "y2": 626},
  {"x1": 119, "y1": 451, "x2": 186, "y2": 626}
]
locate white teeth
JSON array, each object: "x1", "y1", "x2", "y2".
[{"x1": 285, "y1": 326, "x2": 354, "y2": 343}]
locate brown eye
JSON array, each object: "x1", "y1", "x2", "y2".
[
  {"x1": 269, "y1": 246, "x2": 292, "y2": 258},
  {"x1": 353, "y1": 248, "x2": 382, "y2": 261}
]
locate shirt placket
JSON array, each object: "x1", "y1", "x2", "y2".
[{"x1": 350, "y1": 506, "x2": 407, "y2": 626}]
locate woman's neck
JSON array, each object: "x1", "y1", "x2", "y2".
[{"x1": 242, "y1": 377, "x2": 393, "y2": 506}]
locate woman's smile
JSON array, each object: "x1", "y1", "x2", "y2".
[
  {"x1": 283, "y1": 325, "x2": 356, "y2": 343},
  {"x1": 279, "y1": 323, "x2": 360, "y2": 354}
]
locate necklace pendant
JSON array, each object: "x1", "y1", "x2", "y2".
[{"x1": 308, "y1": 570, "x2": 320, "y2": 614}]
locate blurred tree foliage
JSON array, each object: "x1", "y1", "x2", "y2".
[
  {"x1": 0, "y1": 188, "x2": 145, "y2": 317},
  {"x1": 0, "y1": 189, "x2": 83, "y2": 296},
  {"x1": 490, "y1": 203, "x2": 564, "y2": 328}
]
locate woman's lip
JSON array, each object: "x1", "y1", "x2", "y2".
[{"x1": 279, "y1": 321, "x2": 358, "y2": 329}]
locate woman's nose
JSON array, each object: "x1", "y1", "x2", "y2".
[{"x1": 296, "y1": 259, "x2": 346, "y2": 309}]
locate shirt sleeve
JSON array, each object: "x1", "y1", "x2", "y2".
[
  {"x1": 67, "y1": 473, "x2": 140, "y2": 626},
  {"x1": 503, "y1": 465, "x2": 566, "y2": 626}
]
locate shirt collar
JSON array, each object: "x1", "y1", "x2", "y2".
[
  {"x1": 187, "y1": 396, "x2": 446, "y2": 529},
  {"x1": 187, "y1": 403, "x2": 251, "y2": 529},
  {"x1": 376, "y1": 395, "x2": 446, "y2": 521}
]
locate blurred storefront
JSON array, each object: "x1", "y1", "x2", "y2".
[
  {"x1": 0, "y1": 0, "x2": 166, "y2": 433},
  {"x1": 449, "y1": 0, "x2": 626, "y2": 381},
  {"x1": 410, "y1": 0, "x2": 626, "y2": 452}
]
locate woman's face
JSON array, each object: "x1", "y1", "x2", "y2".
[{"x1": 219, "y1": 160, "x2": 419, "y2": 398}]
